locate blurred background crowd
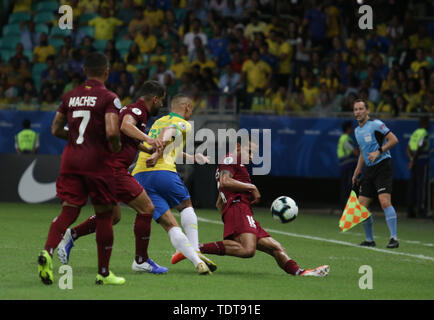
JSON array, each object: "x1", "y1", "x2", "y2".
[{"x1": 0, "y1": 0, "x2": 433, "y2": 116}]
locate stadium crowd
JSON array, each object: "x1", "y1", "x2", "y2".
[{"x1": 0, "y1": 0, "x2": 433, "y2": 116}]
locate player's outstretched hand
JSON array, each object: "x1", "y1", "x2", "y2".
[
  {"x1": 194, "y1": 153, "x2": 210, "y2": 164},
  {"x1": 250, "y1": 186, "x2": 261, "y2": 205},
  {"x1": 146, "y1": 152, "x2": 159, "y2": 167},
  {"x1": 149, "y1": 138, "x2": 164, "y2": 153}
]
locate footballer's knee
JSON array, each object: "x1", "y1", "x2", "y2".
[{"x1": 240, "y1": 246, "x2": 256, "y2": 258}]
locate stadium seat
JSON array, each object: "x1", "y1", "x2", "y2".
[
  {"x1": 78, "y1": 13, "x2": 98, "y2": 24},
  {"x1": 116, "y1": 39, "x2": 132, "y2": 52},
  {"x1": 78, "y1": 26, "x2": 95, "y2": 38},
  {"x1": 119, "y1": 49, "x2": 129, "y2": 60},
  {"x1": 48, "y1": 38, "x2": 64, "y2": 51},
  {"x1": 0, "y1": 36, "x2": 21, "y2": 50},
  {"x1": 33, "y1": 12, "x2": 55, "y2": 24},
  {"x1": 2, "y1": 23, "x2": 21, "y2": 37},
  {"x1": 35, "y1": 1, "x2": 58, "y2": 12},
  {"x1": 23, "y1": 50, "x2": 33, "y2": 61},
  {"x1": 93, "y1": 39, "x2": 108, "y2": 52},
  {"x1": 0, "y1": 49, "x2": 14, "y2": 62},
  {"x1": 35, "y1": 23, "x2": 49, "y2": 34},
  {"x1": 50, "y1": 26, "x2": 72, "y2": 37},
  {"x1": 8, "y1": 12, "x2": 30, "y2": 24}
]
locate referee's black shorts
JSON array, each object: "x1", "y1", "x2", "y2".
[{"x1": 359, "y1": 158, "x2": 393, "y2": 198}]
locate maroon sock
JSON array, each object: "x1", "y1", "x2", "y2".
[
  {"x1": 71, "y1": 215, "x2": 97, "y2": 240},
  {"x1": 284, "y1": 259, "x2": 304, "y2": 275},
  {"x1": 199, "y1": 241, "x2": 226, "y2": 255},
  {"x1": 134, "y1": 213, "x2": 152, "y2": 264},
  {"x1": 95, "y1": 211, "x2": 114, "y2": 276},
  {"x1": 44, "y1": 206, "x2": 80, "y2": 256}
]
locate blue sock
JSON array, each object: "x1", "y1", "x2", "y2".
[
  {"x1": 362, "y1": 215, "x2": 374, "y2": 241},
  {"x1": 384, "y1": 206, "x2": 397, "y2": 240}
]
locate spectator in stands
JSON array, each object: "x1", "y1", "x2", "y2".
[
  {"x1": 244, "y1": 12, "x2": 267, "y2": 41},
  {"x1": 201, "y1": 67, "x2": 218, "y2": 93},
  {"x1": 275, "y1": 31, "x2": 293, "y2": 88},
  {"x1": 241, "y1": 48, "x2": 272, "y2": 107},
  {"x1": 154, "y1": 61, "x2": 175, "y2": 86},
  {"x1": 117, "y1": 0, "x2": 135, "y2": 24},
  {"x1": 191, "y1": 84, "x2": 207, "y2": 114},
  {"x1": 366, "y1": 31, "x2": 392, "y2": 55},
  {"x1": 218, "y1": 63, "x2": 241, "y2": 94},
  {"x1": 40, "y1": 68, "x2": 65, "y2": 101},
  {"x1": 88, "y1": 5, "x2": 123, "y2": 41},
  {"x1": 302, "y1": 75, "x2": 320, "y2": 110},
  {"x1": 259, "y1": 42, "x2": 278, "y2": 74},
  {"x1": 20, "y1": 21, "x2": 39, "y2": 52},
  {"x1": 376, "y1": 90, "x2": 398, "y2": 116},
  {"x1": 15, "y1": 119, "x2": 39, "y2": 154},
  {"x1": 128, "y1": 6, "x2": 151, "y2": 38},
  {"x1": 294, "y1": 28, "x2": 313, "y2": 72},
  {"x1": 62, "y1": 73, "x2": 82, "y2": 96},
  {"x1": 222, "y1": 0, "x2": 243, "y2": 19},
  {"x1": 135, "y1": 24, "x2": 157, "y2": 55},
  {"x1": 320, "y1": 65, "x2": 339, "y2": 95},
  {"x1": 144, "y1": 0, "x2": 165, "y2": 27},
  {"x1": 184, "y1": 19, "x2": 207, "y2": 54},
  {"x1": 191, "y1": 49, "x2": 216, "y2": 73},
  {"x1": 303, "y1": 0, "x2": 326, "y2": 48},
  {"x1": 4, "y1": 57, "x2": 30, "y2": 95},
  {"x1": 178, "y1": 72, "x2": 193, "y2": 96},
  {"x1": 271, "y1": 86, "x2": 289, "y2": 115},
  {"x1": 125, "y1": 42, "x2": 143, "y2": 70},
  {"x1": 207, "y1": 24, "x2": 229, "y2": 68},
  {"x1": 39, "y1": 88, "x2": 58, "y2": 111},
  {"x1": 409, "y1": 24, "x2": 433, "y2": 51},
  {"x1": 358, "y1": 88, "x2": 375, "y2": 112},
  {"x1": 157, "y1": 23, "x2": 179, "y2": 53},
  {"x1": 170, "y1": 51, "x2": 189, "y2": 80},
  {"x1": 78, "y1": 0, "x2": 100, "y2": 15},
  {"x1": 33, "y1": 33, "x2": 55, "y2": 63},
  {"x1": 395, "y1": 94, "x2": 408, "y2": 115},
  {"x1": 410, "y1": 48, "x2": 430, "y2": 76},
  {"x1": 149, "y1": 44, "x2": 167, "y2": 66},
  {"x1": 292, "y1": 65, "x2": 310, "y2": 93},
  {"x1": 188, "y1": 36, "x2": 209, "y2": 62},
  {"x1": 20, "y1": 78, "x2": 37, "y2": 98},
  {"x1": 405, "y1": 79, "x2": 423, "y2": 113},
  {"x1": 387, "y1": 15, "x2": 404, "y2": 43}
]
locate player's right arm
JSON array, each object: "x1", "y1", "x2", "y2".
[
  {"x1": 105, "y1": 112, "x2": 122, "y2": 153},
  {"x1": 352, "y1": 147, "x2": 365, "y2": 185},
  {"x1": 219, "y1": 170, "x2": 261, "y2": 204},
  {"x1": 51, "y1": 112, "x2": 68, "y2": 140},
  {"x1": 120, "y1": 114, "x2": 163, "y2": 150}
]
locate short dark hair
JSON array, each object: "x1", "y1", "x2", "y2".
[
  {"x1": 22, "y1": 119, "x2": 31, "y2": 129},
  {"x1": 353, "y1": 99, "x2": 368, "y2": 109},
  {"x1": 342, "y1": 121, "x2": 353, "y2": 132},
  {"x1": 84, "y1": 52, "x2": 108, "y2": 77},
  {"x1": 137, "y1": 80, "x2": 165, "y2": 99}
]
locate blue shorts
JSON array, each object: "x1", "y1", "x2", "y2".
[{"x1": 134, "y1": 170, "x2": 190, "y2": 221}]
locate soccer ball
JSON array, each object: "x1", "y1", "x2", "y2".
[{"x1": 271, "y1": 196, "x2": 298, "y2": 223}]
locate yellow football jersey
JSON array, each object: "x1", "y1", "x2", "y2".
[{"x1": 132, "y1": 112, "x2": 191, "y2": 174}]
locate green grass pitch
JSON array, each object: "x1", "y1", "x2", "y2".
[{"x1": 0, "y1": 202, "x2": 433, "y2": 300}]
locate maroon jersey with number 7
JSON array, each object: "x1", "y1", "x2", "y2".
[{"x1": 57, "y1": 79, "x2": 121, "y2": 176}]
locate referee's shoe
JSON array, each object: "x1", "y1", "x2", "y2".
[{"x1": 386, "y1": 238, "x2": 399, "y2": 249}]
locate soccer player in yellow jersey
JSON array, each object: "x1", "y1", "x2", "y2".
[{"x1": 132, "y1": 94, "x2": 216, "y2": 275}]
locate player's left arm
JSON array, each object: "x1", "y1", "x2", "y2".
[
  {"x1": 51, "y1": 112, "x2": 68, "y2": 140},
  {"x1": 368, "y1": 131, "x2": 399, "y2": 162},
  {"x1": 182, "y1": 152, "x2": 210, "y2": 164},
  {"x1": 137, "y1": 143, "x2": 154, "y2": 154}
]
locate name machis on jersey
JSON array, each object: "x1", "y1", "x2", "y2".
[{"x1": 68, "y1": 96, "x2": 98, "y2": 107}]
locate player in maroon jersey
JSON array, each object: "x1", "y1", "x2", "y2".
[
  {"x1": 57, "y1": 81, "x2": 169, "y2": 274},
  {"x1": 37, "y1": 52, "x2": 126, "y2": 285},
  {"x1": 172, "y1": 136, "x2": 330, "y2": 277}
]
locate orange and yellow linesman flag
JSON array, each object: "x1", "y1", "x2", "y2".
[{"x1": 339, "y1": 190, "x2": 371, "y2": 232}]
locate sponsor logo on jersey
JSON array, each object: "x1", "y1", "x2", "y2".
[
  {"x1": 68, "y1": 96, "x2": 97, "y2": 107},
  {"x1": 178, "y1": 122, "x2": 186, "y2": 131}
]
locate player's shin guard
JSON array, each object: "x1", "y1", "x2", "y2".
[
  {"x1": 180, "y1": 207, "x2": 199, "y2": 251},
  {"x1": 384, "y1": 206, "x2": 397, "y2": 239},
  {"x1": 96, "y1": 211, "x2": 114, "y2": 277},
  {"x1": 168, "y1": 226, "x2": 202, "y2": 267},
  {"x1": 44, "y1": 206, "x2": 80, "y2": 256},
  {"x1": 71, "y1": 215, "x2": 97, "y2": 240},
  {"x1": 134, "y1": 213, "x2": 152, "y2": 264}
]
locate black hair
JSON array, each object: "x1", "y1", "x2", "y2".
[
  {"x1": 84, "y1": 52, "x2": 108, "y2": 77},
  {"x1": 342, "y1": 121, "x2": 353, "y2": 132},
  {"x1": 137, "y1": 80, "x2": 165, "y2": 99},
  {"x1": 22, "y1": 119, "x2": 31, "y2": 129}
]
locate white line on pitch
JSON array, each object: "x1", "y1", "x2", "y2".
[{"x1": 193, "y1": 215, "x2": 434, "y2": 263}]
